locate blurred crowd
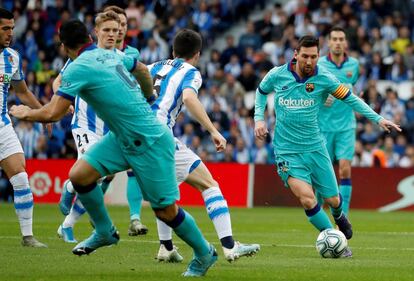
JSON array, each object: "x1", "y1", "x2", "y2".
[{"x1": 4, "y1": 0, "x2": 414, "y2": 168}]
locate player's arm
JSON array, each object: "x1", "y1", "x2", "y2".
[
  {"x1": 131, "y1": 61, "x2": 153, "y2": 99},
  {"x1": 254, "y1": 67, "x2": 277, "y2": 140},
  {"x1": 124, "y1": 55, "x2": 153, "y2": 100},
  {"x1": 183, "y1": 89, "x2": 226, "y2": 152},
  {"x1": 9, "y1": 94, "x2": 72, "y2": 123},
  {"x1": 11, "y1": 80, "x2": 43, "y2": 109},
  {"x1": 331, "y1": 85, "x2": 401, "y2": 133},
  {"x1": 52, "y1": 73, "x2": 62, "y2": 94}
]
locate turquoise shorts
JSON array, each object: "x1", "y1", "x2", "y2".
[
  {"x1": 83, "y1": 130, "x2": 179, "y2": 209},
  {"x1": 322, "y1": 129, "x2": 355, "y2": 161},
  {"x1": 275, "y1": 147, "x2": 339, "y2": 199}
]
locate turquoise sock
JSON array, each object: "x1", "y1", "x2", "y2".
[
  {"x1": 339, "y1": 179, "x2": 352, "y2": 217},
  {"x1": 330, "y1": 193, "x2": 344, "y2": 219},
  {"x1": 305, "y1": 204, "x2": 333, "y2": 231},
  {"x1": 165, "y1": 208, "x2": 209, "y2": 257},
  {"x1": 100, "y1": 178, "x2": 112, "y2": 194},
  {"x1": 126, "y1": 171, "x2": 143, "y2": 221},
  {"x1": 74, "y1": 184, "x2": 113, "y2": 234}
]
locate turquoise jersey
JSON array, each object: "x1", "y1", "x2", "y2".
[
  {"x1": 254, "y1": 60, "x2": 383, "y2": 155},
  {"x1": 123, "y1": 45, "x2": 140, "y2": 61},
  {"x1": 318, "y1": 54, "x2": 360, "y2": 132},
  {"x1": 57, "y1": 44, "x2": 165, "y2": 154}
]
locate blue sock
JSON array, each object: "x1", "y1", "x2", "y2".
[
  {"x1": 330, "y1": 193, "x2": 344, "y2": 219},
  {"x1": 305, "y1": 204, "x2": 333, "y2": 231},
  {"x1": 126, "y1": 171, "x2": 143, "y2": 221},
  {"x1": 164, "y1": 208, "x2": 209, "y2": 257},
  {"x1": 339, "y1": 179, "x2": 352, "y2": 217},
  {"x1": 100, "y1": 178, "x2": 112, "y2": 194},
  {"x1": 73, "y1": 183, "x2": 113, "y2": 234}
]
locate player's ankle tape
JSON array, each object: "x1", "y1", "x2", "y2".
[{"x1": 72, "y1": 183, "x2": 97, "y2": 194}]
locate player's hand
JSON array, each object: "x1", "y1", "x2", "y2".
[
  {"x1": 378, "y1": 119, "x2": 401, "y2": 133},
  {"x1": 9, "y1": 105, "x2": 31, "y2": 119},
  {"x1": 211, "y1": 131, "x2": 226, "y2": 152},
  {"x1": 255, "y1": 120, "x2": 268, "y2": 141},
  {"x1": 324, "y1": 95, "x2": 334, "y2": 107}
]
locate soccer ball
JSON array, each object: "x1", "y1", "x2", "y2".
[{"x1": 316, "y1": 229, "x2": 348, "y2": 258}]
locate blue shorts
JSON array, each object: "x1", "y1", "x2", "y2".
[
  {"x1": 275, "y1": 147, "x2": 339, "y2": 199},
  {"x1": 322, "y1": 129, "x2": 355, "y2": 161}
]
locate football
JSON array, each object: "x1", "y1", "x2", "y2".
[{"x1": 316, "y1": 229, "x2": 348, "y2": 258}]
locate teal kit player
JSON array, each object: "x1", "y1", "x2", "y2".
[
  {"x1": 254, "y1": 36, "x2": 400, "y2": 257},
  {"x1": 10, "y1": 20, "x2": 217, "y2": 277},
  {"x1": 317, "y1": 27, "x2": 360, "y2": 216},
  {"x1": 103, "y1": 5, "x2": 147, "y2": 236}
]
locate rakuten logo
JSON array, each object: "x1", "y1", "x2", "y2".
[{"x1": 278, "y1": 97, "x2": 315, "y2": 108}]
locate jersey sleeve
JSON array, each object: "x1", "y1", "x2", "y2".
[
  {"x1": 258, "y1": 66, "x2": 278, "y2": 95},
  {"x1": 122, "y1": 54, "x2": 137, "y2": 72},
  {"x1": 255, "y1": 67, "x2": 278, "y2": 122},
  {"x1": 11, "y1": 53, "x2": 24, "y2": 81},
  {"x1": 56, "y1": 63, "x2": 86, "y2": 102},
  {"x1": 323, "y1": 70, "x2": 351, "y2": 100},
  {"x1": 180, "y1": 69, "x2": 202, "y2": 94}
]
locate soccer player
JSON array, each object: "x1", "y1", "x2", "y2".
[
  {"x1": 11, "y1": 20, "x2": 217, "y2": 277},
  {"x1": 0, "y1": 8, "x2": 47, "y2": 247},
  {"x1": 254, "y1": 35, "x2": 400, "y2": 257},
  {"x1": 317, "y1": 27, "x2": 360, "y2": 217},
  {"x1": 55, "y1": 11, "x2": 146, "y2": 243},
  {"x1": 103, "y1": 5, "x2": 147, "y2": 236},
  {"x1": 148, "y1": 29, "x2": 260, "y2": 263}
]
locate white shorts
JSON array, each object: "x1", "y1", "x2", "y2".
[
  {"x1": 0, "y1": 124, "x2": 24, "y2": 161},
  {"x1": 72, "y1": 128, "x2": 102, "y2": 159},
  {"x1": 174, "y1": 138, "x2": 201, "y2": 184}
]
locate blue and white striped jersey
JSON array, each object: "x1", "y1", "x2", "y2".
[
  {"x1": 61, "y1": 59, "x2": 109, "y2": 137},
  {"x1": 148, "y1": 59, "x2": 202, "y2": 129},
  {"x1": 0, "y1": 48, "x2": 24, "y2": 128}
]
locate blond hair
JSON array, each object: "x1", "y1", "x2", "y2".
[{"x1": 95, "y1": 11, "x2": 120, "y2": 27}]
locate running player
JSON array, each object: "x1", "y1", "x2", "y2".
[
  {"x1": 149, "y1": 29, "x2": 260, "y2": 263},
  {"x1": 317, "y1": 26, "x2": 360, "y2": 217},
  {"x1": 254, "y1": 35, "x2": 400, "y2": 257},
  {"x1": 55, "y1": 11, "x2": 146, "y2": 243},
  {"x1": 11, "y1": 19, "x2": 217, "y2": 277},
  {"x1": 0, "y1": 8, "x2": 47, "y2": 248}
]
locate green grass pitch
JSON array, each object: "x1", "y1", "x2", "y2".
[{"x1": 0, "y1": 204, "x2": 413, "y2": 281}]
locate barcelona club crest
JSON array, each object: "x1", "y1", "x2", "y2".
[
  {"x1": 346, "y1": 71, "x2": 353, "y2": 78},
  {"x1": 305, "y1": 83, "x2": 315, "y2": 93}
]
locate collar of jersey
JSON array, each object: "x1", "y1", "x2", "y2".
[
  {"x1": 327, "y1": 53, "x2": 348, "y2": 69},
  {"x1": 77, "y1": 42, "x2": 97, "y2": 56},
  {"x1": 288, "y1": 59, "x2": 318, "y2": 83}
]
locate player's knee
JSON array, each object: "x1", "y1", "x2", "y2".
[
  {"x1": 153, "y1": 204, "x2": 178, "y2": 222},
  {"x1": 325, "y1": 195, "x2": 340, "y2": 208},
  {"x1": 339, "y1": 162, "x2": 351, "y2": 178},
  {"x1": 300, "y1": 196, "x2": 316, "y2": 209}
]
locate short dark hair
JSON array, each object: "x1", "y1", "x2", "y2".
[
  {"x1": 0, "y1": 8, "x2": 14, "y2": 20},
  {"x1": 329, "y1": 26, "x2": 346, "y2": 38},
  {"x1": 59, "y1": 20, "x2": 90, "y2": 50},
  {"x1": 103, "y1": 5, "x2": 127, "y2": 17},
  {"x1": 173, "y1": 29, "x2": 202, "y2": 59},
  {"x1": 296, "y1": 35, "x2": 319, "y2": 52}
]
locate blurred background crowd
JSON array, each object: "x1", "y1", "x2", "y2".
[{"x1": 2, "y1": 0, "x2": 414, "y2": 168}]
